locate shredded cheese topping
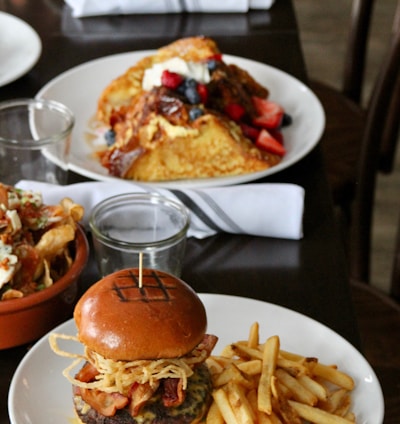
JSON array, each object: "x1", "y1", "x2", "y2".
[{"x1": 49, "y1": 333, "x2": 208, "y2": 396}]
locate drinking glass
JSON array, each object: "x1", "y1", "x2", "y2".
[
  {"x1": 89, "y1": 193, "x2": 190, "y2": 277},
  {"x1": 0, "y1": 98, "x2": 74, "y2": 185}
]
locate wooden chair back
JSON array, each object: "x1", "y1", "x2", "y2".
[
  {"x1": 391, "y1": 207, "x2": 400, "y2": 300},
  {"x1": 349, "y1": 0, "x2": 400, "y2": 296},
  {"x1": 342, "y1": 0, "x2": 375, "y2": 103}
]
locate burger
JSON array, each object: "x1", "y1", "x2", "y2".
[{"x1": 67, "y1": 268, "x2": 218, "y2": 424}]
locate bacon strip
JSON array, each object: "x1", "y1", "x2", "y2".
[
  {"x1": 198, "y1": 334, "x2": 218, "y2": 357},
  {"x1": 129, "y1": 382, "x2": 159, "y2": 416},
  {"x1": 162, "y1": 377, "x2": 184, "y2": 407},
  {"x1": 77, "y1": 387, "x2": 129, "y2": 417}
]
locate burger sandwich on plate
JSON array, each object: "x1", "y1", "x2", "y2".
[{"x1": 50, "y1": 268, "x2": 218, "y2": 424}]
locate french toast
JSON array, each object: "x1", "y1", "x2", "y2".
[{"x1": 96, "y1": 36, "x2": 289, "y2": 182}]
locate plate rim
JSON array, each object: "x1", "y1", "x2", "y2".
[
  {"x1": 36, "y1": 50, "x2": 325, "y2": 188},
  {"x1": 0, "y1": 11, "x2": 42, "y2": 87},
  {"x1": 8, "y1": 293, "x2": 384, "y2": 424}
]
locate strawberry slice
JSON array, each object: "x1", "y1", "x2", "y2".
[
  {"x1": 224, "y1": 103, "x2": 246, "y2": 121},
  {"x1": 268, "y1": 129, "x2": 284, "y2": 144},
  {"x1": 251, "y1": 96, "x2": 284, "y2": 129},
  {"x1": 240, "y1": 123, "x2": 260, "y2": 141},
  {"x1": 255, "y1": 129, "x2": 286, "y2": 156}
]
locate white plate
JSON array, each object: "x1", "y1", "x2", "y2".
[
  {"x1": 0, "y1": 12, "x2": 42, "y2": 87},
  {"x1": 8, "y1": 294, "x2": 383, "y2": 424},
  {"x1": 36, "y1": 52, "x2": 325, "y2": 188}
]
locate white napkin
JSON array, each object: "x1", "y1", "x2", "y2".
[
  {"x1": 15, "y1": 181, "x2": 304, "y2": 240},
  {"x1": 65, "y1": 0, "x2": 276, "y2": 18}
]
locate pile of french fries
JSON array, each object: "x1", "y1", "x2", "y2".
[{"x1": 206, "y1": 322, "x2": 356, "y2": 424}]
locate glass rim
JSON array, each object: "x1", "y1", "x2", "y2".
[
  {"x1": 89, "y1": 192, "x2": 190, "y2": 249},
  {"x1": 0, "y1": 97, "x2": 75, "y2": 149}
]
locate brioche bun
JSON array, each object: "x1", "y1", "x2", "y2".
[{"x1": 74, "y1": 268, "x2": 207, "y2": 361}]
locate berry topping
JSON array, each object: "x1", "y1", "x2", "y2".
[
  {"x1": 207, "y1": 59, "x2": 218, "y2": 72},
  {"x1": 178, "y1": 78, "x2": 199, "y2": 103},
  {"x1": 197, "y1": 83, "x2": 208, "y2": 104},
  {"x1": 185, "y1": 86, "x2": 201, "y2": 104},
  {"x1": 240, "y1": 123, "x2": 260, "y2": 141},
  {"x1": 224, "y1": 103, "x2": 246, "y2": 122},
  {"x1": 207, "y1": 53, "x2": 223, "y2": 61},
  {"x1": 251, "y1": 96, "x2": 284, "y2": 129},
  {"x1": 281, "y1": 112, "x2": 293, "y2": 127},
  {"x1": 255, "y1": 129, "x2": 286, "y2": 156},
  {"x1": 104, "y1": 129, "x2": 116, "y2": 146},
  {"x1": 184, "y1": 78, "x2": 198, "y2": 88},
  {"x1": 189, "y1": 107, "x2": 204, "y2": 121},
  {"x1": 161, "y1": 70, "x2": 184, "y2": 90}
]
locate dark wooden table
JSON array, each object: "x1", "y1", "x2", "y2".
[{"x1": 0, "y1": 1, "x2": 362, "y2": 423}]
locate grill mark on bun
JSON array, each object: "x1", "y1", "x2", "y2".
[{"x1": 112, "y1": 269, "x2": 178, "y2": 303}]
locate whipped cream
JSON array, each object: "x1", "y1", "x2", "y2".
[{"x1": 142, "y1": 57, "x2": 210, "y2": 91}]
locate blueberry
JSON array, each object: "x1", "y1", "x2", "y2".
[
  {"x1": 185, "y1": 78, "x2": 198, "y2": 88},
  {"x1": 176, "y1": 84, "x2": 186, "y2": 95},
  {"x1": 281, "y1": 113, "x2": 293, "y2": 127},
  {"x1": 177, "y1": 78, "x2": 196, "y2": 95},
  {"x1": 185, "y1": 86, "x2": 201, "y2": 104},
  {"x1": 104, "y1": 129, "x2": 116, "y2": 146},
  {"x1": 207, "y1": 59, "x2": 218, "y2": 72},
  {"x1": 189, "y1": 107, "x2": 204, "y2": 121}
]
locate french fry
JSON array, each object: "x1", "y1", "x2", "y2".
[
  {"x1": 272, "y1": 378, "x2": 302, "y2": 424},
  {"x1": 236, "y1": 359, "x2": 262, "y2": 376},
  {"x1": 207, "y1": 357, "x2": 227, "y2": 375},
  {"x1": 277, "y1": 355, "x2": 309, "y2": 377},
  {"x1": 247, "y1": 322, "x2": 259, "y2": 348},
  {"x1": 296, "y1": 374, "x2": 328, "y2": 401},
  {"x1": 251, "y1": 391, "x2": 280, "y2": 424},
  {"x1": 207, "y1": 398, "x2": 225, "y2": 424},
  {"x1": 312, "y1": 363, "x2": 355, "y2": 391},
  {"x1": 221, "y1": 344, "x2": 238, "y2": 358},
  {"x1": 269, "y1": 412, "x2": 284, "y2": 424},
  {"x1": 279, "y1": 351, "x2": 318, "y2": 370},
  {"x1": 226, "y1": 382, "x2": 255, "y2": 424},
  {"x1": 319, "y1": 388, "x2": 350, "y2": 413},
  {"x1": 334, "y1": 394, "x2": 352, "y2": 417},
  {"x1": 275, "y1": 368, "x2": 318, "y2": 406},
  {"x1": 257, "y1": 335, "x2": 279, "y2": 414},
  {"x1": 213, "y1": 388, "x2": 238, "y2": 424},
  {"x1": 213, "y1": 363, "x2": 254, "y2": 389},
  {"x1": 231, "y1": 344, "x2": 263, "y2": 361},
  {"x1": 257, "y1": 411, "x2": 275, "y2": 424},
  {"x1": 288, "y1": 400, "x2": 355, "y2": 424},
  {"x1": 344, "y1": 412, "x2": 356, "y2": 422}
]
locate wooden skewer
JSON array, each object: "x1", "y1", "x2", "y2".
[{"x1": 139, "y1": 251, "x2": 143, "y2": 288}]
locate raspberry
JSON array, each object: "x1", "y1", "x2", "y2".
[
  {"x1": 161, "y1": 70, "x2": 184, "y2": 90},
  {"x1": 197, "y1": 83, "x2": 208, "y2": 104}
]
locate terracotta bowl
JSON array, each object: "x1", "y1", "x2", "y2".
[{"x1": 0, "y1": 225, "x2": 89, "y2": 349}]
